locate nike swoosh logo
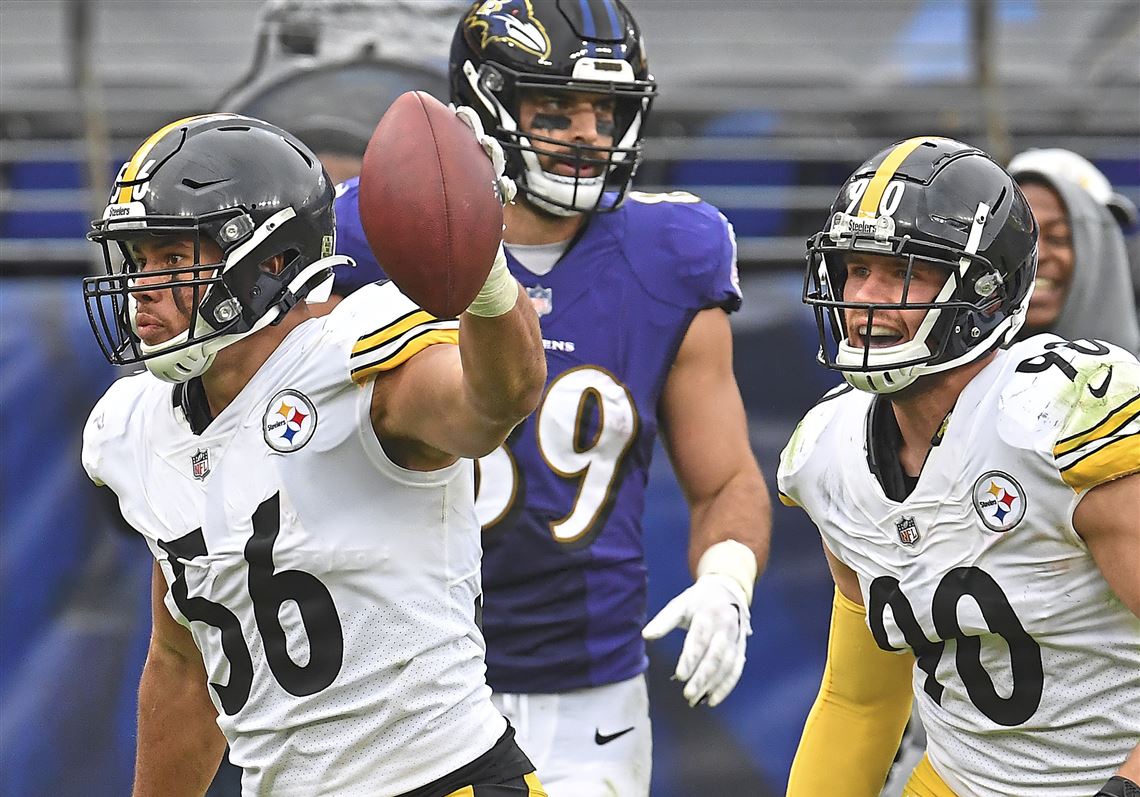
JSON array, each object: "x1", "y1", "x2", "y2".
[
  {"x1": 594, "y1": 726, "x2": 635, "y2": 745},
  {"x1": 1089, "y1": 365, "x2": 1113, "y2": 398}
]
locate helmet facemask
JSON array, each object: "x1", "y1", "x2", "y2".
[
  {"x1": 804, "y1": 205, "x2": 1025, "y2": 394},
  {"x1": 85, "y1": 206, "x2": 338, "y2": 383},
  {"x1": 459, "y1": 58, "x2": 655, "y2": 216}
]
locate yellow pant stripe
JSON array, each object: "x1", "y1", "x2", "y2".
[
  {"x1": 524, "y1": 771, "x2": 548, "y2": 796},
  {"x1": 442, "y1": 787, "x2": 474, "y2": 797},
  {"x1": 902, "y1": 754, "x2": 959, "y2": 797}
]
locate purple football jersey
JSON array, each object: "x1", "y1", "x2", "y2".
[{"x1": 334, "y1": 185, "x2": 741, "y2": 692}]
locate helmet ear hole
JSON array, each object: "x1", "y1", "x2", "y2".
[{"x1": 260, "y1": 251, "x2": 293, "y2": 276}]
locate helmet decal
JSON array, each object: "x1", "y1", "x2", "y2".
[
  {"x1": 113, "y1": 114, "x2": 240, "y2": 205},
  {"x1": 465, "y1": 0, "x2": 551, "y2": 60},
  {"x1": 802, "y1": 137, "x2": 1038, "y2": 394},
  {"x1": 855, "y1": 136, "x2": 949, "y2": 219}
]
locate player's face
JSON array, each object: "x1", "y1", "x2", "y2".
[
  {"x1": 127, "y1": 236, "x2": 224, "y2": 346},
  {"x1": 842, "y1": 253, "x2": 949, "y2": 348},
  {"x1": 517, "y1": 89, "x2": 617, "y2": 179},
  {"x1": 1018, "y1": 181, "x2": 1074, "y2": 333}
]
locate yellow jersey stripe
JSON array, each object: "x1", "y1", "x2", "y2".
[
  {"x1": 1053, "y1": 393, "x2": 1140, "y2": 457},
  {"x1": 778, "y1": 490, "x2": 798, "y2": 507},
  {"x1": 902, "y1": 754, "x2": 958, "y2": 797},
  {"x1": 442, "y1": 787, "x2": 474, "y2": 797},
  {"x1": 350, "y1": 328, "x2": 458, "y2": 382},
  {"x1": 858, "y1": 136, "x2": 942, "y2": 218},
  {"x1": 353, "y1": 309, "x2": 436, "y2": 355},
  {"x1": 115, "y1": 114, "x2": 236, "y2": 204},
  {"x1": 1059, "y1": 435, "x2": 1140, "y2": 492},
  {"x1": 524, "y1": 771, "x2": 548, "y2": 796}
]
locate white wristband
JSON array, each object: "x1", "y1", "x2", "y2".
[
  {"x1": 696, "y1": 540, "x2": 757, "y2": 604},
  {"x1": 465, "y1": 243, "x2": 518, "y2": 318}
]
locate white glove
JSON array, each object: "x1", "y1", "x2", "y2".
[
  {"x1": 452, "y1": 104, "x2": 517, "y2": 206},
  {"x1": 642, "y1": 572, "x2": 752, "y2": 708}
]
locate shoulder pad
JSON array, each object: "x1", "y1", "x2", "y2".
[
  {"x1": 1004, "y1": 335, "x2": 1140, "y2": 492},
  {"x1": 82, "y1": 372, "x2": 155, "y2": 489},
  {"x1": 617, "y1": 192, "x2": 742, "y2": 311},
  {"x1": 332, "y1": 282, "x2": 460, "y2": 383},
  {"x1": 777, "y1": 384, "x2": 860, "y2": 506}
]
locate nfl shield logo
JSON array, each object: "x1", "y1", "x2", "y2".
[
  {"x1": 191, "y1": 449, "x2": 210, "y2": 481},
  {"x1": 895, "y1": 515, "x2": 920, "y2": 546},
  {"x1": 526, "y1": 285, "x2": 553, "y2": 317}
]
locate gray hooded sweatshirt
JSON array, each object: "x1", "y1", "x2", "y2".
[{"x1": 1011, "y1": 169, "x2": 1140, "y2": 355}]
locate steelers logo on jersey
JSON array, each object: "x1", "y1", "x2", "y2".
[
  {"x1": 972, "y1": 471, "x2": 1027, "y2": 532},
  {"x1": 263, "y1": 389, "x2": 317, "y2": 453}
]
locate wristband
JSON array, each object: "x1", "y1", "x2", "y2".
[
  {"x1": 696, "y1": 540, "x2": 757, "y2": 604},
  {"x1": 1097, "y1": 776, "x2": 1140, "y2": 797},
  {"x1": 465, "y1": 243, "x2": 518, "y2": 318}
]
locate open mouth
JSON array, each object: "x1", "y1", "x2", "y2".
[{"x1": 856, "y1": 323, "x2": 904, "y2": 348}]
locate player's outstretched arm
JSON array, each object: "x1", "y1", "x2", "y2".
[
  {"x1": 371, "y1": 260, "x2": 545, "y2": 466},
  {"x1": 642, "y1": 307, "x2": 771, "y2": 707},
  {"x1": 786, "y1": 547, "x2": 913, "y2": 797},
  {"x1": 133, "y1": 563, "x2": 226, "y2": 797}
]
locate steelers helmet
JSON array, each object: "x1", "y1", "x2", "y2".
[
  {"x1": 83, "y1": 114, "x2": 350, "y2": 383},
  {"x1": 804, "y1": 136, "x2": 1038, "y2": 394},
  {"x1": 450, "y1": 0, "x2": 657, "y2": 216}
]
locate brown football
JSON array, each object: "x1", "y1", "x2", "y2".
[{"x1": 357, "y1": 91, "x2": 503, "y2": 317}]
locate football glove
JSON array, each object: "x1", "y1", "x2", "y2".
[
  {"x1": 643, "y1": 572, "x2": 752, "y2": 708},
  {"x1": 451, "y1": 104, "x2": 517, "y2": 206}
]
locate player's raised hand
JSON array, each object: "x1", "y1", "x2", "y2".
[
  {"x1": 642, "y1": 572, "x2": 752, "y2": 708},
  {"x1": 451, "y1": 104, "x2": 517, "y2": 206}
]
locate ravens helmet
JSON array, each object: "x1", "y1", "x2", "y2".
[
  {"x1": 450, "y1": 0, "x2": 657, "y2": 216},
  {"x1": 804, "y1": 136, "x2": 1038, "y2": 394},
  {"x1": 83, "y1": 114, "x2": 350, "y2": 383}
]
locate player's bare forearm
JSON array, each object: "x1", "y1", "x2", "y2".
[
  {"x1": 686, "y1": 463, "x2": 771, "y2": 576},
  {"x1": 133, "y1": 648, "x2": 227, "y2": 797},
  {"x1": 458, "y1": 281, "x2": 546, "y2": 444},
  {"x1": 134, "y1": 564, "x2": 225, "y2": 797},
  {"x1": 660, "y1": 308, "x2": 771, "y2": 577}
]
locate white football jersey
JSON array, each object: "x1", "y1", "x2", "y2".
[
  {"x1": 83, "y1": 282, "x2": 506, "y2": 797},
  {"x1": 778, "y1": 335, "x2": 1140, "y2": 797}
]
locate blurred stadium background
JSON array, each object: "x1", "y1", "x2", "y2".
[{"x1": 1, "y1": 1, "x2": 1137, "y2": 795}]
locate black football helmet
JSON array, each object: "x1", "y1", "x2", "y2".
[
  {"x1": 83, "y1": 114, "x2": 351, "y2": 383},
  {"x1": 804, "y1": 136, "x2": 1038, "y2": 393},
  {"x1": 450, "y1": 0, "x2": 657, "y2": 216}
]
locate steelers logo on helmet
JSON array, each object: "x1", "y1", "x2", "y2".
[
  {"x1": 972, "y1": 471, "x2": 1027, "y2": 532},
  {"x1": 263, "y1": 389, "x2": 317, "y2": 453}
]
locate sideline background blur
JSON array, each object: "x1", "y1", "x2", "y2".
[{"x1": 1, "y1": 1, "x2": 1137, "y2": 795}]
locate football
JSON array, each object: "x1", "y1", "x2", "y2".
[{"x1": 357, "y1": 91, "x2": 503, "y2": 318}]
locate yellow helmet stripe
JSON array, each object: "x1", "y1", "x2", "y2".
[
  {"x1": 115, "y1": 113, "x2": 240, "y2": 204},
  {"x1": 857, "y1": 136, "x2": 946, "y2": 219}
]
